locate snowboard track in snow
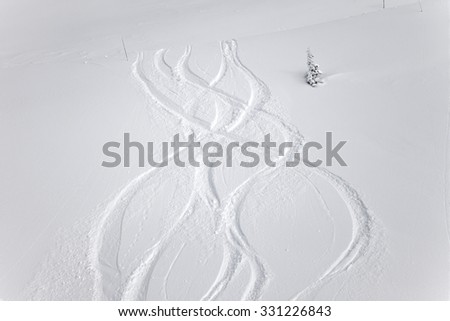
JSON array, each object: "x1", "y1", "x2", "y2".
[{"x1": 89, "y1": 39, "x2": 383, "y2": 300}]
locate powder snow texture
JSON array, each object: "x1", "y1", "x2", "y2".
[{"x1": 0, "y1": 0, "x2": 449, "y2": 300}]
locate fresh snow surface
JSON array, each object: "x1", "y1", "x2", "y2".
[{"x1": 0, "y1": 0, "x2": 449, "y2": 300}]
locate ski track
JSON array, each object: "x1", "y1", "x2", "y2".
[
  {"x1": 89, "y1": 39, "x2": 383, "y2": 300},
  {"x1": 162, "y1": 243, "x2": 186, "y2": 300}
]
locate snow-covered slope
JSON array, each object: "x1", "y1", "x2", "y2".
[{"x1": 0, "y1": 0, "x2": 448, "y2": 300}]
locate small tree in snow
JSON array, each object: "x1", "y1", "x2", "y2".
[{"x1": 306, "y1": 48, "x2": 323, "y2": 87}]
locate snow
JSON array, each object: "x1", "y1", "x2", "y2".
[{"x1": 0, "y1": 0, "x2": 449, "y2": 300}]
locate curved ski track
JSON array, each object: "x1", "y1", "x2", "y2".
[{"x1": 89, "y1": 40, "x2": 383, "y2": 300}]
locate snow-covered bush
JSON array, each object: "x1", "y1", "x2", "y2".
[{"x1": 306, "y1": 48, "x2": 323, "y2": 87}]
